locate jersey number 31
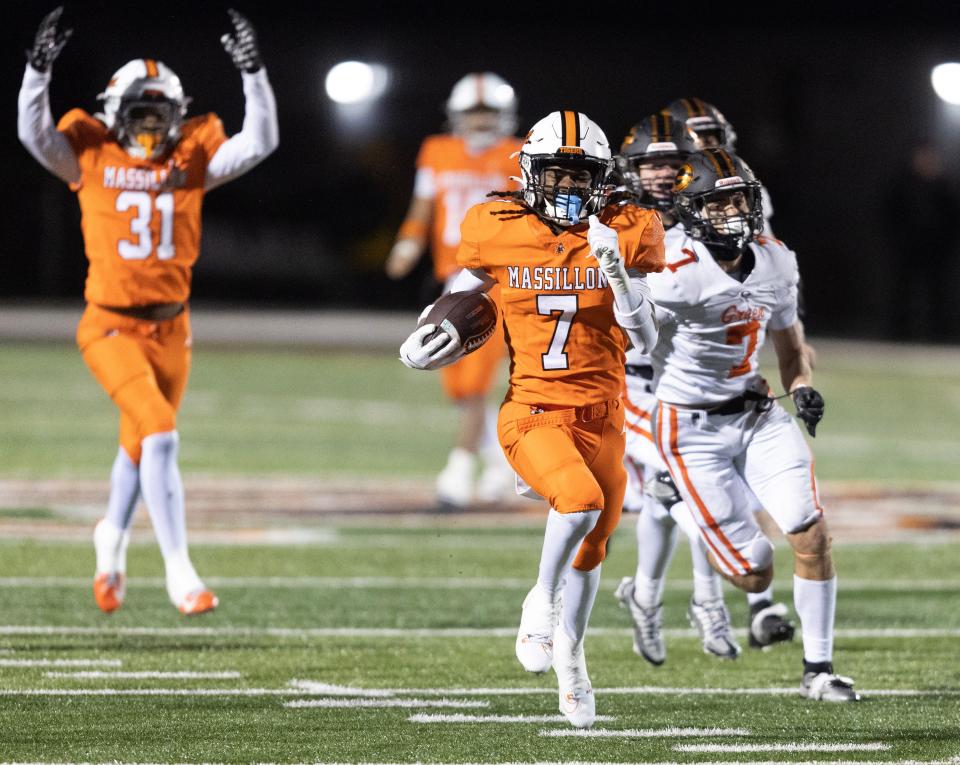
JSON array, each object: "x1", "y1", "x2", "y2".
[{"x1": 116, "y1": 191, "x2": 175, "y2": 261}]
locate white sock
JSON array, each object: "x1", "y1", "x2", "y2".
[
  {"x1": 632, "y1": 573, "x2": 663, "y2": 609},
  {"x1": 693, "y1": 571, "x2": 723, "y2": 604},
  {"x1": 747, "y1": 585, "x2": 775, "y2": 606},
  {"x1": 105, "y1": 448, "x2": 140, "y2": 531},
  {"x1": 94, "y1": 518, "x2": 129, "y2": 575},
  {"x1": 164, "y1": 549, "x2": 203, "y2": 603},
  {"x1": 793, "y1": 575, "x2": 836, "y2": 664},
  {"x1": 536, "y1": 508, "x2": 600, "y2": 600},
  {"x1": 562, "y1": 565, "x2": 601, "y2": 650},
  {"x1": 140, "y1": 431, "x2": 187, "y2": 560}
]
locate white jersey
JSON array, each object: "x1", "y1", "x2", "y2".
[{"x1": 648, "y1": 225, "x2": 799, "y2": 406}]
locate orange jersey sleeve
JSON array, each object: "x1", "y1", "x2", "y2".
[
  {"x1": 602, "y1": 205, "x2": 666, "y2": 273},
  {"x1": 458, "y1": 201, "x2": 642, "y2": 409},
  {"x1": 416, "y1": 134, "x2": 523, "y2": 281},
  {"x1": 56, "y1": 111, "x2": 225, "y2": 307}
]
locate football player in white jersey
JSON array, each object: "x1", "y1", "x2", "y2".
[
  {"x1": 612, "y1": 114, "x2": 743, "y2": 664},
  {"x1": 662, "y1": 98, "x2": 775, "y2": 236},
  {"x1": 660, "y1": 99, "x2": 797, "y2": 645},
  {"x1": 646, "y1": 148, "x2": 859, "y2": 701}
]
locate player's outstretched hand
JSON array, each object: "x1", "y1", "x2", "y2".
[
  {"x1": 399, "y1": 324, "x2": 460, "y2": 370},
  {"x1": 220, "y1": 9, "x2": 262, "y2": 73},
  {"x1": 27, "y1": 6, "x2": 72, "y2": 73},
  {"x1": 792, "y1": 386, "x2": 824, "y2": 437}
]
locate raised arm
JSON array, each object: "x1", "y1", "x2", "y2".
[
  {"x1": 587, "y1": 215, "x2": 659, "y2": 353},
  {"x1": 17, "y1": 7, "x2": 79, "y2": 184},
  {"x1": 205, "y1": 10, "x2": 279, "y2": 191}
]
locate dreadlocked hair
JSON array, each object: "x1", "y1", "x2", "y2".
[{"x1": 485, "y1": 189, "x2": 536, "y2": 220}]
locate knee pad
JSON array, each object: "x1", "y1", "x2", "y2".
[
  {"x1": 745, "y1": 533, "x2": 775, "y2": 572},
  {"x1": 572, "y1": 536, "x2": 606, "y2": 571}
]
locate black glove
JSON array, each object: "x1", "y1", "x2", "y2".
[
  {"x1": 792, "y1": 386, "x2": 824, "y2": 437},
  {"x1": 220, "y1": 9, "x2": 262, "y2": 73},
  {"x1": 27, "y1": 6, "x2": 72, "y2": 72}
]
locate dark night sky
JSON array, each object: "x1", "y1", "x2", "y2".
[{"x1": 4, "y1": 1, "x2": 960, "y2": 340}]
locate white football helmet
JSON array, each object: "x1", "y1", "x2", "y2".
[
  {"x1": 97, "y1": 59, "x2": 190, "y2": 160},
  {"x1": 518, "y1": 111, "x2": 613, "y2": 227},
  {"x1": 446, "y1": 72, "x2": 518, "y2": 151}
]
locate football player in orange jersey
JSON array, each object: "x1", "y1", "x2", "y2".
[
  {"x1": 400, "y1": 111, "x2": 665, "y2": 727},
  {"x1": 17, "y1": 7, "x2": 278, "y2": 615},
  {"x1": 386, "y1": 73, "x2": 523, "y2": 509}
]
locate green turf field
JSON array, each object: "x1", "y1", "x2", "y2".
[
  {"x1": 1, "y1": 340, "x2": 959, "y2": 763},
  {"x1": 2, "y1": 341, "x2": 959, "y2": 481},
  {"x1": 0, "y1": 534, "x2": 958, "y2": 762}
]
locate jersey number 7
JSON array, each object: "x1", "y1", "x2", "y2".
[
  {"x1": 537, "y1": 294, "x2": 578, "y2": 371},
  {"x1": 726, "y1": 320, "x2": 760, "y2": 378}
]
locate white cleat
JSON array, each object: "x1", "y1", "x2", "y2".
[
  {"x1": 801, "y1": 670, "x2": 861, "y2": 702},
  {"x1": 552, "y1": 624, "x2": 595, "y2": 729},
  {"x1": 515, "y1": 585, "x2": 559, "y2": 673},
  {"x1": 435, "y1": 448, "x2": 476, "y2": 509},
  {"x1": 687, "y1": 597, "x2": 741, "y2": 660},
  {"x1": 614, "y1": 577, "x2": 666, "y2": 666}
]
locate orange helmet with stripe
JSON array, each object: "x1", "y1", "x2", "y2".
[
  {"x1": 97, "y1": 58, "x2": 190, "y2": 159},
  {"x1": 518, "y1": 110, "x2": 613, "y2": 227}
]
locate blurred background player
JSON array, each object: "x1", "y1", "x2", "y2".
[
  {"x1": 612, "y1": 114, "x2": 742, "y2": 663},
  {"x1": 657, "y1": 98, "x2": 797, "y2": 647},
  {"x1": 17, "y1": 7, "x2": 278, "y2": 614},
  {"x1": 647, "y1": 148, "x2": 858, "y2": 701},
  {"x1": 385, "y1": 73, "x2": 521, "y2": 508},
  {"x1": 399, "y1": 110, "x2": 664, "y2": 726}
]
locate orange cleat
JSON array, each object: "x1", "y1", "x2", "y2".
[
  {"x1": 176, "y1": 589, "x2": 219, "y2": 616},
  {"x1": 93, "y1": 572, "x2": 125, "y2": 613}
]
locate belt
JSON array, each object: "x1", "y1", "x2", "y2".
[
  {"x1": 625, "y1": 364, "x2": 654, "y2": 380},
  {"x1": 706, "y1": 390, "x2": 773, "y2": 416},
  {"x1": 533, "y1": 399, "x2": 619, "y2": 423},
  {"x1": 99, "y1": 302, "x2": 185, "y2": 321}
]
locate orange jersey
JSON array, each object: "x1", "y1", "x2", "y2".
[
  {"x1": 416, "y1": 134, "x2": 523, "y2": 280},
  {"x1": 58, "y1": 109, "x2": 228, "y2": 307},
  {"x1": 457, "y1": 201, "x2": 665, "y2": 408}
]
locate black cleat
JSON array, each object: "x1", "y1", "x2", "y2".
[{"x1": 748, "y1": 599, "x2": 796, "y2": 649}]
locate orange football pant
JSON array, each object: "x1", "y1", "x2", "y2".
[
  {"x1": 440, "y1": 318, "x2": 505, "y2": 400},
  {"x1": 76, "y1": 303, "x2": 192, "y2": 465},
  {"x1": 498, "y1": 398, "x2": 626, "y2": 571}
]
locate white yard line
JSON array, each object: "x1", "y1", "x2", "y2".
[
  {"x1": 0, "y1": 658, "x2": 121, "y2": 667},
  {"x1": 289, "y1": 680, "x2": 960, "y2": 698},
  {"x1": 286, "y1": 698, "x2": 488, "y2": 709},
  {"x1": 409, "y1": 713, "x2": 615, "y2": 724},
  {"x1": 0, "y1": 576, "x2": 958, "y2": 591},
  {"x1": 0, "y1": 682, "x2": 953, "y2": 699},
  {"x1": 676, "y1": 742, "x2": 891, "y2": 753},
  {"x1": 2, "y1": 624, "x2": 959, "y2": 639},
  {"x1": 43, "y1": 671, "x2": 241, "y2": 680},
  {"x1": 540, "y1": 726, "x2": 750, "y2": 738},
  {"x1": 0, "y1": 760, "x2": 956, "y2": 765},
  {"x1": 3, "y1": 761, "x2": 955, "y2": 765}
]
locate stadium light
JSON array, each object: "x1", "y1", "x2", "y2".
[
  {"x1": 931, "y1": 63, "x2": 960, "y2": 105},
  {"x1": 325, "y1": 61, "x2": 389, "y2": 105}
]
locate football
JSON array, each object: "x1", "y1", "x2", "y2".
[{"x1": 418, "y1": 291, "x2": 498, "y2": 355}]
